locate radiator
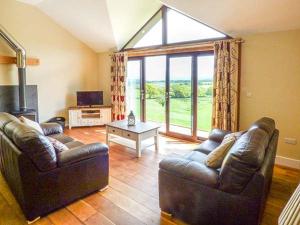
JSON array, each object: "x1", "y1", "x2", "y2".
[{"x1": 279, "y1": 183, "x2": 300, "y2": 225}]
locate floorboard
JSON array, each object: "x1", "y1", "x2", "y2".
[{"x1": 0, "y1": 126, "x2": 299, "y2": 225}]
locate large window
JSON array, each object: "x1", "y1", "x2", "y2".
[
  {"x1": 124, "y1": 11, "x2": 162, "y2": 49},
  {"x1": 124, "y1": 6, "x2": 227, "y2": 140},
  {"x1": 126, "y1": 52, "x2": 214, "y2": 139},
  {"x1": 167, "y1": 9, "x2": 225, "y2": 44},
  {"x1": 123, "y1": 6, "x2": 227, "y2": 50}
]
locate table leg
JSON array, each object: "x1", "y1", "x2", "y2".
[
  {"x1": 136, "y1": 135, "x2": 141, "y2": 158},
  {"x1": 154, "y1": 129, "x2": 159, "y2": 152}
]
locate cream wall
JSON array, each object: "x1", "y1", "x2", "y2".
[
  {"x1": 240, "y1": 29, "x2": 300, "y2": 161},
  {"x1": 98, "y1": 52, "x2": 112, "y2": 106},
  {"x1": 0, "y1": 0, "x2": 99, "y2": 122},
  {"x1": 97, "y1": 30, "x2": 300, "y2": 162}
]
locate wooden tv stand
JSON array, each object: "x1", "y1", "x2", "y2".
[{"x1": 68, "y1": 106, "x2": 112, "y2": 129}]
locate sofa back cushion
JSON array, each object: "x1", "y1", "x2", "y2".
[
  {"x1": 249, "y1": 117, "x2": 275, "y2": 138},
  {"x1": 4, "y1": 120, "x2": 57, "y2": 172},
  {"x1": 0, "y1": 112, "x2": 19, "y2": 131},
  {"x1": 219, "y1": 127, "x2": 269, "y2": 194}
]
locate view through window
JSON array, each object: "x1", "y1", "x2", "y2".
[
  {"x1": 145, "y1": 56, "x2": 166, "y2": 132},
  {"x1": 124, "y1": 6, "x2": 225, "y2": 138},
  {"x1": 123, "y1": 7, "x2": 226, "y2": 49},
  {"x1": 126, "y1": 60, "x2": 141, "y2": 118},
  {"x1": 126, "y1": 54, "x2": 214, "y2": 138},
  {"x1": 197, "y1": 55, "x2": 214, "y2": 136}
]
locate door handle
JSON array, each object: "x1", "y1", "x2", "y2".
[{"x1": 141, "y1": 91, "x2": 145, "y2": 100}]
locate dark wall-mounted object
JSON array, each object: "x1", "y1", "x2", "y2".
[{"x1": 0, "y1": 85, "x2": 39, "y2": 122}]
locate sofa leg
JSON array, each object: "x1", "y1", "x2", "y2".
[
  {"x1": 99, "y1": 186, "x2": 109, "y2": 192},
  {"x1": 27, "y1": 217, "x2": 40, "y2": 224},
  {"x1": 161, "y1": 211, "x2": 172, "y2": 219}
]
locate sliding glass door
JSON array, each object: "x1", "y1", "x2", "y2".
[
  {"x1": 168, "y1": 56, "x2": 192, "y2": 136},
  {"x1": 127, "y1": 52, "x2": 214, "y2": 140},
  {"x1": 126, "y1": 59, "x2": 142, "y2": 119},
  {"x1": 197, "y1": 55, "x2": 214, "y2": 138},
  {"x1": 145, "y1": 56, "x2": 166, "y2": 132}
]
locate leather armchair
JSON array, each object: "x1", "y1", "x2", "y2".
[{"x1": 0, "y1": 113, "x2": 109, "y2": 221}]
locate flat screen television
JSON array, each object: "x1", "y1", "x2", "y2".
[{"x1": 77, "y1": 91, "x2": 103, "y2": 106}]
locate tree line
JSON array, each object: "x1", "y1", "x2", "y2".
[{"x1": 146, "y1": 82, "x2": 213, "y2": 99}]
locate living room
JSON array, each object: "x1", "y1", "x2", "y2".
[{"x1": 0, "y1": 0, "x2": 299, "y2": 225}]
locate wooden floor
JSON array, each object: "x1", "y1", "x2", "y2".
[{"x1": 0, "y1": 127, "x2": 299, "y2": 225}]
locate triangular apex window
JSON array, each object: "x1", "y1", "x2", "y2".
[
  {"x1": 123, "y1": 7, "x2": 227, "y2": 49},
  {"x1": 125, "y1": 10, "x2": 163, "y2": 49}
]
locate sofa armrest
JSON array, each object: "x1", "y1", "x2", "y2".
[
  {"x1": 159, "y1": 157, "x2": 219, "y2": 188},
  {"x1": 57, "y1": 143, "x2": 108, "y2": 167},
  {"x1": 40, "y1": 123, "x2": 63, "y2": 136},
  {"x1": 208, "y1": 129, "x2": 231, "y2": 143}
]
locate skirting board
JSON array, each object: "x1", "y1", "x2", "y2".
[{"x1": 275, "y1": 156, "x2": 300, "y2": 169}]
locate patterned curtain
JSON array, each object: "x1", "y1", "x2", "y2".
[
  {"x1": 212, "y1": 40, "x2": 240, "y2": 132},
  {"x1": 111, "y1": 52, "x2": 128, "y2": 121}
]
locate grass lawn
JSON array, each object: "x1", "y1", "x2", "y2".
[{"x1": 145, "y1": 96, "x2": 212, "y2": 132}]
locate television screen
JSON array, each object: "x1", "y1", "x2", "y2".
[{"x1": 77, "y1": 91, "x2": 103, "y2": 106}]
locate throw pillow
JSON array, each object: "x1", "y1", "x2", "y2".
[
  {"x1": 47, "y1": 136, "x2": 69, "y2": 154},
  {"x1": 222, "y1": 131, "x2": 246, "y2": 143},
  {"x1": 19, "y1": 116, "x2": 44, "y2": 134},
  {"x1": 205, "y1": 138, "x2": 236, "y2": 169}
]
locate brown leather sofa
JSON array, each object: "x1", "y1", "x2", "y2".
[
  {"x1": 159, "y1": 117, "x2": 278, "y2": 225},
  {"x1": 0, "y1": 112, "x2": 109, "y2": 221}
]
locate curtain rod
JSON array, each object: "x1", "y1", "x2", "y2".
[{"x1": 110, "y1": 38, "x2": 245, "y2": 56}]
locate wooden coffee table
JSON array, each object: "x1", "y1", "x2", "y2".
[{"x1": 106, "y1": 120, "x2": 160, "y2": 157}]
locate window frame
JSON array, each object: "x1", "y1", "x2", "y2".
[
  {"x1": 127, "y1": 50, "x2": 214, "y2": 141},
  {"x1": 121, "y1": 6, "x2": 230, "y2": 51}
]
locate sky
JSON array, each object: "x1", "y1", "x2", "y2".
[{"x1": 127, "y1": 8, "x2": 220, "y2": 81}]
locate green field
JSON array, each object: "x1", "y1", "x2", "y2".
[
  {"x1": 145, "y1": 96, "x2": 212, "y2": 132},
  {"x1": 127, "y1": 80, "x2": 213, "y2": 132},
  {"x1": 132, "y1": 96, "x2": 212, "y2": 132}
]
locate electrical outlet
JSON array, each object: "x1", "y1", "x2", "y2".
[{"x1": 284, "y1": 138, "x2": 297, "y2": 145}]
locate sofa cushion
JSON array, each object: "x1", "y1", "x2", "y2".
[
  {"x1": 219, "y1": 128, "x2": 269, "y2": 194},
  {"x1": 208, "y1": 129, "x2": 231, "y2": 143},
  {"x1": 184, "y1": 151, "x2": 207, "y2": 164},
  {"x1": 159, "y1": 157, "x2": 219, "y2": 188},
  {"x1": 47, "y1": 136, "x2": 69, "y2": 153},
  {"x1": 48, "y1": 133, "x2": 74, "y2": 144},
  {"x1": 0, "y1": 113, "x2": 19, "y2": 131},
  {"x1": 249, "y1": 117, "x2": 275, "y2": 138},
  {"x1": 4, "y1": 121, "x2": 57, "y2": 172},
  {"x1": 65, "y1": 141, "x2": 84, "y2": 149},
  {"x1": 223, "y1": 131, "x2": 246, "y2": 143},
  {"x1": 194, "y1": 140, "x2": 220, "y2": 155}
]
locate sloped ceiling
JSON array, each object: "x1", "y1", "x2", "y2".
[
  {"x1": 17, "y1": 0, "x2": 161, "y2": 52},
  {"x1": 17, "y1": 0, "x2": 300, "y2": 52},
  {"x1": 161, "y1": 0, "x2": 300, "y2": 37}
]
